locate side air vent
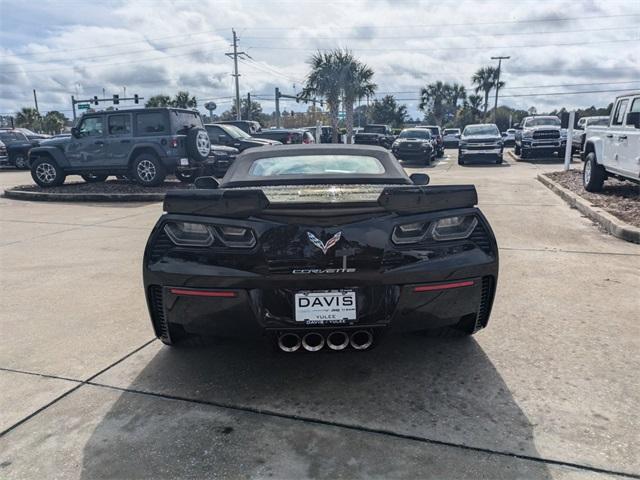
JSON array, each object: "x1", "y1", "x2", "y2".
[
  {"x1": 475, "y1": 276, "x2": 495, "y2": 331},
  {"x1": 149, "y1": 286, "x2": 170, "y2": 342}
]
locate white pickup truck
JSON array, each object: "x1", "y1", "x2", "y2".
[{"x1": 582, "y1": 91, "x2": 640, "y2": 192}]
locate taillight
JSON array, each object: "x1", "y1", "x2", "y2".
[{"x1": 169, "y1": 138, "x2": 179, "y2": 148}]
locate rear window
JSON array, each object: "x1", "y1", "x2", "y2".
[
  {"x1": 171, "y1": 111, "x2": 202, "y2": 131},
  {"x1": 399, "y1": 129, "x2": 430, "y2": 139},
  {"x1": 249, "y1": 155, "x2": 386, "y2": 176},
  {"x1": 363, "y1": 126, "x2": 386, "y2": 134},
  {"x1": 136, "y1": 112, "x2": 167, "y2": 135},
  {"x1": 443, "y1": 129, "x2": 459, "y2": 134}
]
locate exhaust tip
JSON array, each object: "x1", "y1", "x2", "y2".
[
  {"x1": 350, "y1": 330, "x2": 373, "y2": 350},
  {"x1": 326, "y1": 331, "x2": 349, "y2": 351},
  {"x1": 302, "y1": 332, "x2": 325, "y2": 352},
  {"x1": 278, "y1": 333, "x2": 301, "y2": 352}
]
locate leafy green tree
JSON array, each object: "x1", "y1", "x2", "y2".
[
  {"x1": 303, "y1": 50, "x2": 343, "y2": 142},
  {"x1": 15, "y1": 107, "x2": 42, "y2": 131},
  {"x1": 172, "y1": 91, "x2": 197, "y2": 109},
  {"x1": 335, "y1": 49, "x2": 376, "y2": 143},
  {"x1": 472, "y1": 66, "x2": 504, "y2": 120},
  {"x1": 368, "y1": 95, "x2": 408, "y2": 128},
  {"x1": 419, "y1": 81, "x2": 449, "y2": 124},
  {"x1": 145, "y1": 94, "x2": 172, "y2": 108},
  {"x1": 220, "y1": 99, "x2": 270, "y2": 126},
  {"x1": 41, "y1": 111, "x2": 67, "y2": 134}
]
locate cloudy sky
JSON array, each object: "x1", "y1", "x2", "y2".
[{"x1": 1, "y1": 0, "x2": 639, "y2": 120}]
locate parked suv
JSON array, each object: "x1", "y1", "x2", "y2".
[
  {"x1": 416, "y1": 125, "x2": 444, "y2": 157},
  {"x1": 354, "y1": 124, "x2": 395, "y2": 149},
  {"x1": 582, "y1": 92, "x2": 640, "y2": 191},
  {"x1": 514, "y1": 116, "x2": 564, "y2": 158},
  {"x1": 28, "y1": 108, "x2": 211, "y2": 187},
  {"x1": 205, "y1": 123, "x2": 280, "y2": 152}
]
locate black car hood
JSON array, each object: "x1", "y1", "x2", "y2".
[
  {"x1": 211, "y1": 145, "x2": 239, "y2": 154},
  {"x1": 38, "y1": 137, "x2": 70, "y2": 147},
  {"x1": 246, "y1": 138, "x2": 280, "y2": 145}
]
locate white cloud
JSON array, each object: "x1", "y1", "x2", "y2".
[{"x1": 0, "y1": 0, "x2": 638, "y2": 119}]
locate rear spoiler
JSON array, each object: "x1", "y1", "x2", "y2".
[
  {"x1": 378, "y1": 185, "x2": 477, "y2": 213},
  {"x1": 164, "y1": 189, "x2": 270, "y2": 217},
  {"x1": 164, "y1": 184, "x2": 477, "y2": 217}
]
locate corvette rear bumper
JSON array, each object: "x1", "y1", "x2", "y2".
[{"x1": 144, "y1": 255, "x2": 497, "y2": 341}]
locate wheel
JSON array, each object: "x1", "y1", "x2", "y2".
[
  {"x1": 521, "y1": 148, "x2": 529, "y2": 159},
  {"x1": 423, "y1": 154, "x2": 432, "y2": 166},
  {"x1": 496, "y1": 156, "x2": 503, "y2": 164},
  {"x1": 13, "y1": 153, "x2": 29, "y2": 170},
  {"x1": 159, "y1": 323, "x2": 188, "y2": 346},
  {"x1": 422, "y1": 315, "x2": 478, "y2": 338},
  {"x1": 458, "y1": 154, "x2": 465, "y2": 165},
  {"x1": 132, "y1": 153, "x2": 166, "y2": 187},
  {"x1": 81, "y1": 174, "x2": 108, "y2": 183},
  {"x1": 186, "y1": 127, "x2": 211, "y2": 163},
  {"x1": 175, "y1": 170, "x2": 196, "y2": 183},
  {"x1": 583, "y1": 152, "x2": 605, "y2": 192},
  {"x1": 31, "y1": 157, "x2": 66, "y2": 187},
  {"x1": 514, "y1": 144, "x2": 521, "y2": 155}
]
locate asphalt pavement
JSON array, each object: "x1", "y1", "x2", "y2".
[{"x1": 0, "y1": 150, "x2": 638, "y2": 479}]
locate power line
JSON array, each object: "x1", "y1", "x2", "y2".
[
  {"x1": 241, "y1": 25, "x2": 639, "y2": 40},
  {"x1": 501, "y1": 80, "x2": 640, "y2": 90},
  {"x1": 391, "y1": 87, "x2": 639, "y2": 102},
  {"x1": 247, "y1": 37, "x2": 639, "y2": 52}
]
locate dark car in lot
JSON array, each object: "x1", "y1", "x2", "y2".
[
  {"x1": 572, "y1": 116, "x2": 609, "y2": 155},
  {"x1": 253, "y1": 128, "x2": 315, "y2": 144},
  {"x1": 216, "y1": 120, "x2": 262, "y2": 135},
  {"x1": 205, "y1": 123, "x2": 281, "y2": 152},
  {"x1": 416, "y1": 125, "x2": 444, "y2": 157},
  {"x1": 143, "y1": 145, "x2": 498, "y2": 351},
  {"x1": 458, "y1": 124, "x2": 504, "y2": 165},
  {"x1": 354, "y1": 124, "x2": 395, "y2": 149},
  {"x1": 0, "y1": 129, "x2": 35, "y2": 169},
  {"x1": 391, "y1": 128, "x2": 436, "y2": 165},
  {"x1": 28, "y1": 108, "x2": 212, "y2": 187}
]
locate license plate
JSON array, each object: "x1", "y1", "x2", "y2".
[{"x1": 294, "y1": 290, "x2": 356, "y2": 324}]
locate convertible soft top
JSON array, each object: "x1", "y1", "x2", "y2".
[{"x1": 219, "y1": 144, "x2": 412, "y2": 188}]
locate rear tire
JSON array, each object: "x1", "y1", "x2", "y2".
[
  {"x1": 13, "y1": 153, "x2": 29, "y2": 170},
  {"x1": 583, "y1": 152, "x2": 605, "y2": 192},
  {"x1": 31, "y1": 157, "x2": 66, "y2": 187},
  {"x1": 81, "y1": 174, "x2": 108, "y2": 183},
  {"x1": 458, "y1": 154, "x2": 465, "y2": 165},
  {"x1": 514, "y1": 144, "x2": 521, "y2": 155},
  {"x1": 132, "y1": 153, "x2": 166, "y2": 187}
]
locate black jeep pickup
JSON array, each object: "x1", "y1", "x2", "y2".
[{"x1": 354, "y1": 124, "x2": 395, "y2": 149}]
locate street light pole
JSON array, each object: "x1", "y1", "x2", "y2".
[{"x1": 491, "y1": 56, "x2": 510, "y2": 123}]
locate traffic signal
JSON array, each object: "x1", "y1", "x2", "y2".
[
  {"x1": 134, "y1": 94, "x2": 139, "y2": 104},
  {"x1": 93, "y1": 96, "x2": 99, "y2": 105},
  {"x1": 113, "y1": 94, "x2": 119, "y2": 105}
]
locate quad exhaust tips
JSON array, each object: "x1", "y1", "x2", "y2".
[
  {"x1": 302, "y1": 332, "x2": 325, "y2": 352},
  {"x1": 326, "y1": 331, "x2": 349, "y2": 351},
  {"x1": 350, "y1": 330, "x2": 374, "y2": 350},
  {"x1": 277, "y1": 330, "x2": 373, "y2": 352},
  {"x1": 278, "y1": 333, "x2": 301, "y2": 352}
]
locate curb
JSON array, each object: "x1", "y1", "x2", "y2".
[
  {"x1": 537, "y1": 174, "x2": 640, "y2": 244},
  {"x1": 507, "y1": 150, "x2": 519, "y2": 161},
  {"x1": 3, "y1": 187, "x2": 165, "y2": 203}
]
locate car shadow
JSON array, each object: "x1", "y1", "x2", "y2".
[{"x1": 80, "y1": 333, "x2": 552, "y2": 478}]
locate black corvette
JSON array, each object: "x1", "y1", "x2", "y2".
[{"x1": 143, "y1": 145, "x2": 498, "y2": 352}]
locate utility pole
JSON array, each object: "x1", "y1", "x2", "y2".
[
  {"x1": 491, "y1": 56, "x2": 510, "y2": 123},
  {"x1": 275, "y1": 87, "x2": 281, "y2": 127},
  {"x1": 226, "y1": 29, "x2": 247, "y2": 121},
  {"x1": 33, "y1": 89, "x2": 39, "y2": 113},
  {"x1": 246, "y1": 92, "x2": 251, "y2": 120},
  {"x1": 71, "y1": 95, "x2": 76, "y2": 121}
]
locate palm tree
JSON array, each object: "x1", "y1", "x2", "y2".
[
  {"x1": 171, "y1": 91, "x2": 197, "y2": 109},
  {"x1": 145, "y1": 94, "x2": 172, "y2": 108},
  {"x1": 41, "y1": 111, "x2": 67, "y2": 134},
  {"x1": 335, "y1": 50, "x2": 376, "y2": 143},
  {"x1": 472, "y1": 66, "x2": 498, "y2": 120},
  {"x1": 419, "y1": 81, "x2": 449, "y2": 124},
  {"x1": 303, "y1": 51, "x2": 342, "y2": 143},
  {"x1": 15, "y1": 107, "x2": 42, "y2": 131}
]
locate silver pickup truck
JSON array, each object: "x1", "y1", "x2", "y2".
[{"x1": 582, "y1": 92, "x2": 640, "y2": 192}]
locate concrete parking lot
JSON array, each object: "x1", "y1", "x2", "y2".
[{"x1": 0, "y1": 151, "x2": 638, "y2": 479}]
